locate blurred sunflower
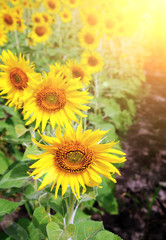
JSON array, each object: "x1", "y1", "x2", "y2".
[
  {"x1": 41, "y1": 12, "x2": 51, "y2": 25},
  {"x1": 79, "y1": 28, "x2": 99, "y2": 50},
  {"x1": 44, "y1": 0, "x2": 60, "y2": 14},
  {"x1": 0, "y1": 26, "x2": 8, "y2": 46},
  {"x1": 60, "y1": 8, "x2": 72, "y2": 23},
  {"x1": 0, "y1": 9, "x2": 17, "y2": 32},
  {"x1": 23, "y1": 72, "x2": 92, "y2": 131},
  {"x1": 0, "y1": 50, "x2": 41, "y2": 108},
  {"x1": 65, "y1": 0, "x2": 80, "y2": 8},
  {"x1": 16, "y1": 16, "x2": 26, "y2": 33},
  {"x1": 51, "y1": 16, "x2": 56, "y2": 24},
  {"x1": 48, "y1": 63, "x2": 70, "y2": 80},
  {"x1": 13, "y1": 6, "x2": 24, "y2": 17},
  {"x1": 32, "y1": 13, "x2": 43, "y2": 25},
  {"x1": 22, "y1": 0, "x2": 28, "y2": 8},
  {"x1": 81, "y1": 51, "x2": 104, "y2": 74},
  {"x1": 66, "y1": 59, "x2": 92, "y2": 86},
  {"x1": 103, "y1": 14, "x2": 117, "y2": 36},
  {"x1": 80, "y1": 9, "x2": 100, "y2": 29},
  {"x1": 29, "y1": 121, "x2": 126, "y2": 199},
  {"x1": 29, "y1": 24, "x2": 52, "y2": 44}
]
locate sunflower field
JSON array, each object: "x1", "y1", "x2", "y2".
[{"x1": 0, "y1": 0, "x2": 166, "y2": 240}]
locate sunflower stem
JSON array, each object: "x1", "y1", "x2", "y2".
[
  {"x1": 68, "y1": 190, "x2": 76, "y2": 225},
  {"x1": 14, "y1": 30, "x2": 20, "y2": 53},
  {"x1": 94, "y1": 73, "x2": 99, "y2": 115}
]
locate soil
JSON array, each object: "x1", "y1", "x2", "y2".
[{"x1": 94, "y1": 72, "x2": 166, "y2": 240}]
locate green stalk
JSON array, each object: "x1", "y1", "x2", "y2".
[
  {"x1": 68, "y1": 190, "x2": 76, "y2": 225},
  {"x1": 94, "y1": 73, "x2": 99, "y2": 115},
  {"x1": 14, "y1": 30, "x2": 20, "y2": 53}
]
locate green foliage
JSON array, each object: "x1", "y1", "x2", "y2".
[
  {"x1": 96, "y1": 177, "x2": 118, "y2": 214},
  {"x1": 0, "y1": 162, "x2": 29, "y2": 189},
  {"x1": 0, "y1": 199, "x2": 24, "y2": 217},
  {"x1": 96, "y1": 230, "x2": 122, "y2": 240},
  {"x1": 46, "y1": 222, "x2": 75, "y2": 240},
  {"x1": 48, "y1": 195, "x2": 67, "y2": 218},
  {"x1": 33, "y1": 207, "x2": 51, "y2": 236},
  {"x1": 72, "y1": 220, "x2": 104, "y2": 240}
]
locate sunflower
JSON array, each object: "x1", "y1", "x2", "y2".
[
  {"x1": 0, "y1": 50, "x2": 41, "y2": 108},
  {"x1": 65, "y1": 0, "x2": 80, "y2": 8},
  {"x1": 13, "y1": 6, "x2": 24, "y2": 17},
  {"x1": 102, "y1": 14, "x2": 117, "y2": 36},
  {"x1": 41, "y1": 12, "x2": 51, "y2": 25},
  {"x1": 43, "y1": 0, "x2": 60, "y2": 14},
  {"x1": 51, "y1": 16, "x2": 56, "y2": 24},
  {"x1": 0, "y1": 9, "x2": 17, "y2": 32},
  {"x1": 48, "y1": 63, "x2": 70, "y2": 80},
  {"x1": 23, "y1": 72, "x2": 92, "y2": 132},
  {"x1": 29, "y1": 24, "x2": 52, "y2": 44},
  {"x1": 28, "y1": 121, "x2": 126, "y2": 199},
  {"x1": 66, "y1": 59, "x2": 92, "y2": 86},
  {"x1": 60, "y1": 8, "x2": 72, "y2": 23},
  {"x1": 16, "y1": 16, "x2": 26, "y2": 33},
  {"x1": 32, "y1": 13, "x2": 43, "y2": 25},
  {"x1": 80, "y1": 9, "x2": 100, "y2": 30},
  {"x1": 79, "y1": 28, "x2": 99, "y2": 50},
  {"x1": 0, "y1": 26, "x2": 8, "y2": 46},
  {"x1": 81, "y1": 50, "x2": 104, "y2": 74}
]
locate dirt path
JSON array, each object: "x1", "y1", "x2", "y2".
[{"x1": 102, "y1": 74, "x2": 166, "y2": 240}]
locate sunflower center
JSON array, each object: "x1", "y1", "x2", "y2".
[
  {"x1": 63, "y1": 13, "x2": 68, "y2": 18},
  {"x1": 66, "y1": 151, "x2": 84, "y2": 163},
  {"x1": 87, "y1": 15, "x2": 97, "y2": 26},
  {"x1": 88, "y1": 56, "x2": 98, "y2": 66},
  {"x1": 36, "y1": 87, "x2": 66, "y2": 112},
  {"x1": 45, "y1": 93, "x2": 57, "y2": 105},
  {"x1": 119, "y1": 26, "x2": 124, "y2": 32},
  {"x1": 84, "y1": 33, "x2": 94, "y2": 44},
  {"x1": 70, "y1": 0, "x2": 76, "y2": 4},
  {"x1": 35, "y1": 26, "x2": 46, "y2": 36},
  {"x1": 4, "y1": 14, "x2": 13, "y2": 25},
  {"x1": 48, "y1": 1, "x2": 56, "y2": 9},
  {"x1": 43, "y1": 15, "x2": 48, "y2": 22},
  {"x1": 10, "y1": 68, "x2": 28, "y2": 89},
  {"x1": 34, "y1": 17, "x2": 40, "y2": 23},
  {"x1": 55, "y1": 141, "x2": 93, "y2": 173},
  {"x1": 105, "y1": 20, "x2": 114, "y2": 29},
  {"x1": 72, "y1": 67, "x2": 84, "y2": 80}
]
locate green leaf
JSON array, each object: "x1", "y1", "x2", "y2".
[
  {"x1": 0, "y1": 108, "x2": 5, "y2": 118},
  {"x1": 33, "y1": 207, "x2": 51, "y2": 236},
  {"x1": 22, "y1": 144, "x2": 43, "y2": 161},
  {"x1": 25, "y1": 184, "x2": 42, "y2": 200},
  {"x1": 46, "y1": 222, "x2": 62, "y2": 240},
  {"x1": 15, "y1": 124, "x2": 29, "y2": 138},
  {"x1": 96, "y1": 230, "x2": 123, "y2": 240},
  {"x1": 74, "y1": 209, "x2": 91, "y2": 224},
  {"x1": 3, "y1": 222, "x2": 28, "y2": 240},
  {"x1": 96, "y1": 177, "x2": 118, "y2": 215},
  {"x1": 0, "y1": 150, "x2": 12, "y2": 175},
  {"x1": 48, "y1": 195, "x2": 67, "y2": 217},
  {"x1": 0, "y1": 199, "x2": 24, "y2": 217},
  {"x1": 72, "y1": 220, "x2": 104, "y2": 240},
  {"x1": 51, "y1": 212, "x2": 64, "y2": 228},
  {"x1": 27, "y1": 222, "x2": 41, "y2": 240},
  {"x1": 0, "y1": 163, "x2": 29, "y2": 189},
  {"x1": 60, "y1": 224, "x2": 75, "y2": 240}
]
